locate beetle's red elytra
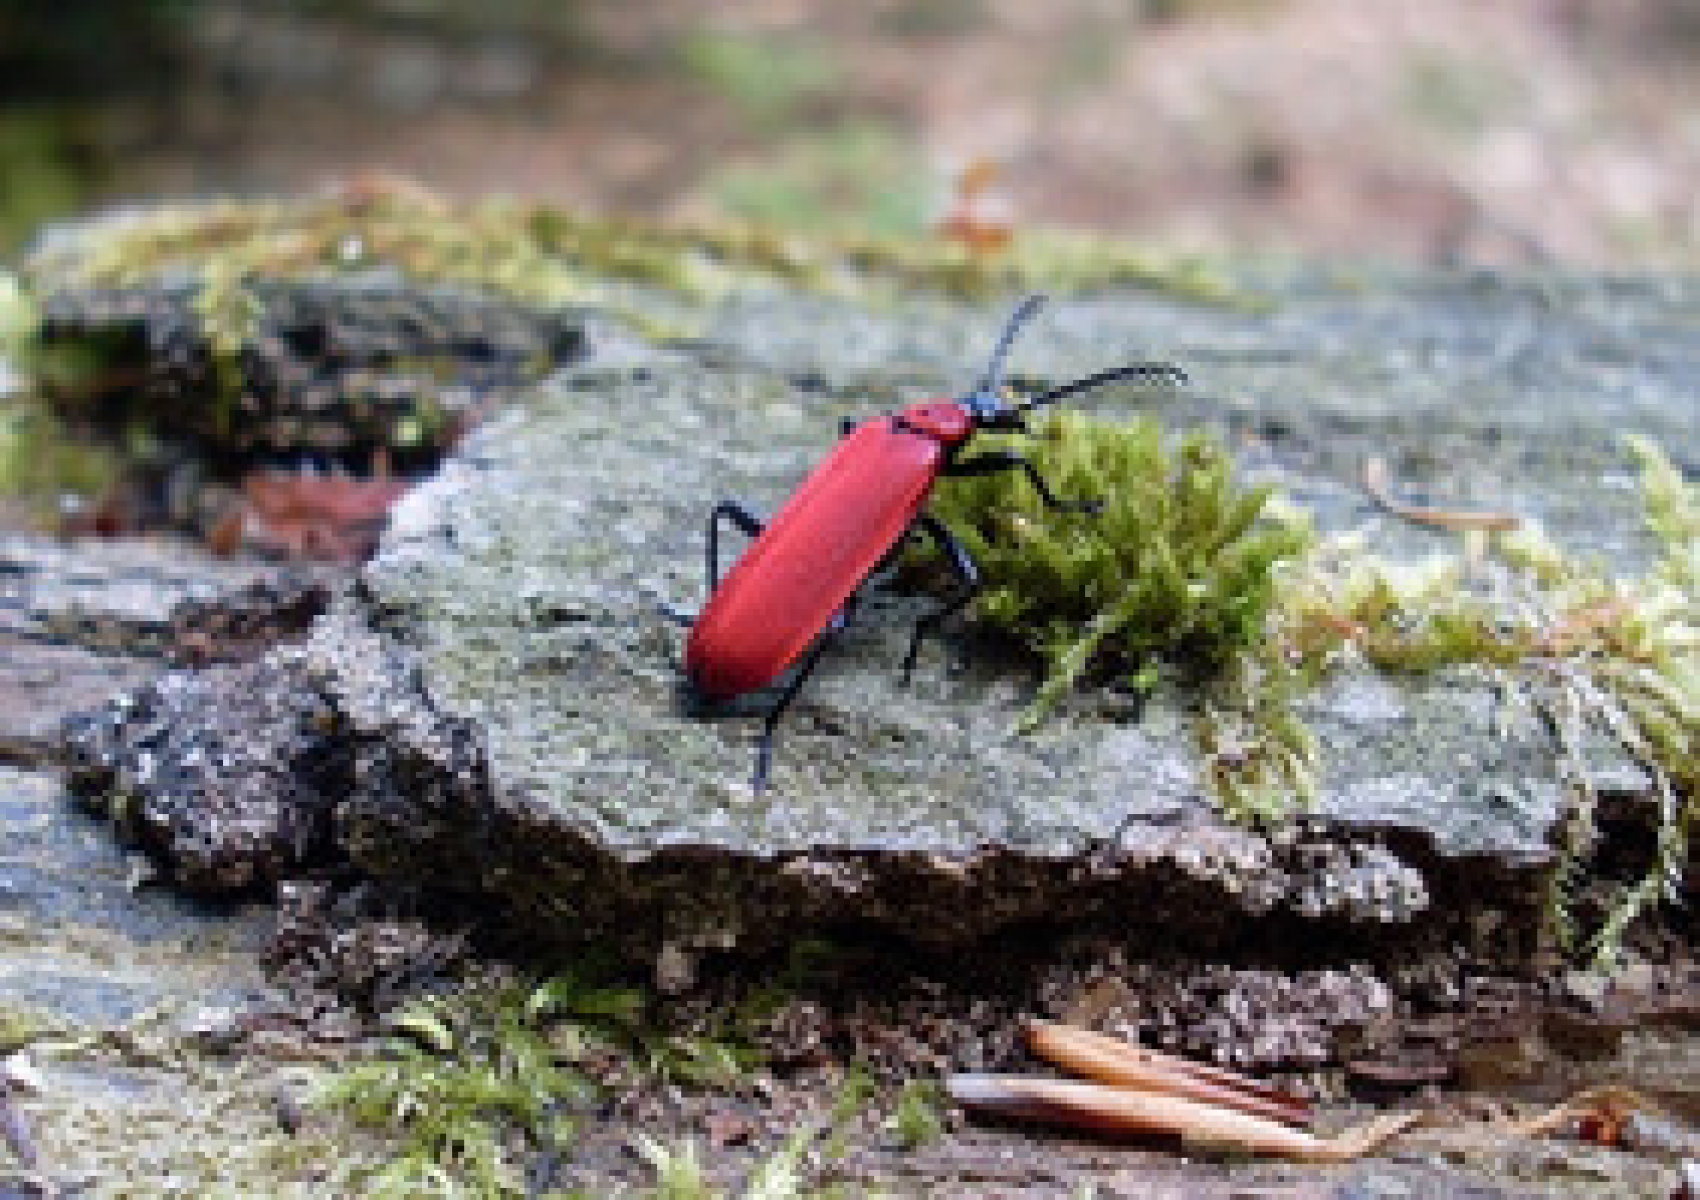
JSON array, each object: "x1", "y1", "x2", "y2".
[{"x1": 684, "y1": 294, "x2": 1184, "y2": 790}]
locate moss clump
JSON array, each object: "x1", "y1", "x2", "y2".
[
  {"x1": 885, "y1": 1079, "x2": 946, "y2": 1151},
  {"x1": 924, "y1": 410, "x2": 1309, "y2": 729},
  {"x1": 0, "y1": 400, "x2": 124, "y2": 517},
  {"x1": 0, "y1": 275, "x2": 119, "y2": 512},
  {"x1": 320, "y1": 965, "x2": 759, "y2": 1195},
  {"x1": 319, "y1": 983, "x2": 590, "y2": 1195},
  {"x1": 0, "y1": 270, "x2": 38, "y2": 347}
]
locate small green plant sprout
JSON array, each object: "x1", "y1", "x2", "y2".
[
  {"x1": 320, "y1": 978, "x2": 597, "y2": 1196},
  {"x1": 923, "y1": 409, "x2": 1309, "y2": 729},
  {"x1": 884, "y1": 1080, "x2": 945, "y2": 1150},
  {"x1": 320, "y1": 963, "x2": 770, "y2": 1195},
  {"x1": 633, "y1": 1133, "x2": 715, "y2": 1199},
  {"x1": 1626, "y1": 433, "x2": 1698, "y2": 597},
  {"x1": 635, "y1": 1119, "x2": 840, "y2": 1200},
  {"x1": 737, "y1": 1121, "x2": 819, "y2": 1200},
  {"x1": 0, "y1": 270, "x2": 37, "y2": 351}
]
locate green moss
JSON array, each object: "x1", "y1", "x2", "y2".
[
  {"x1": 0, "y1": 277, "x2": 116, "y2": 511},
  {"x1": 1627, "y1": 433, "x2": 1699, "y2": 596},
  {"x1": 885, "y1": 1080, "x2": 945, "y2": 1150},
  {"x1": 1198, "y1": 649, "x2": 1320, "y2": 824},
  {"x1": 320, "y1": 964, "x2": 760, "y2": 1195},
  {"x1": 0, "y1": 400, "x2": 124, "y2": 516},
  {"x1": 635, "y1": 1120, "x2": 837, "y2": 1200},
  {"x1": 188, "y1": 256, "x2": 263, "y2": 432},
  {"x1": 923, "y1": 410, "x2": 1692, "y2": 918},
  {"x1": 633, "y1": 1066, "x2": 917, "y2": 1198},
  {"x1": 0, "y1": 271, "x2": 39, "y2": 348},
  {"x1": 18, "y1": 189, "x2": 1248, "y2": 327},
  {"x1": 1268, "y1": 440, "x2": 1695, "y2": 964},
  {"x1": 7, "y1": 193, "x2": 1248, "y2": 467},
  {"x1": 632, "y1": 1134, "x2": 716, "y2": 1198},
  {"x1": 1276, "y1": 543, "x2": 1534, "y2": 675},
  {"x1": 9, "y1": 193, "x2": 1246, "y2": 449},
  {"x1": 921, "y1": 410, "x2": 1313, "y2": 822},
  {"x1": 924, "y1": 410, "x2": 1309, "y2": 731},
  {"x1": 319, "y1": 971, "x2": 618, "y2": 1195},
  {"x1": 319, "y1": 978, "x2": 593, "y2": 1195}
]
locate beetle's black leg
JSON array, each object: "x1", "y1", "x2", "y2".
[
  {"x1": 750, "y1": 592, "x2": 860, "y2": 790},
  {"x1": 753, "y1": 637, "x2": 831, "y2": 793},
  {"x1": 706, "y1": 501, "x2": 765, "y2": 594},
  {"x1": 947, "y1": 450, "x2": 1100, "y2": 513},
  {"x1": 902, "y1": 514, "x2": 980, "y2": 684}
]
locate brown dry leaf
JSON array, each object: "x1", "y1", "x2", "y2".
[{"x1": 233, "y1": 469, "x2": 411, "y2": 561}]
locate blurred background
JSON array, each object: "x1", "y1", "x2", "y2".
[{"x1": 4, "y1": 0, "x2": 1700, "y2": 264}]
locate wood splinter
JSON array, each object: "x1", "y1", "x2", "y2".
[
  {"x1": 1023, "y1": 1021, "x2": 1313, "y2": 1127},
  {"x1": 946, "y1": 1021, "x2": 1423, "y2": 1161},
  {"x1": 946, "y1": 1074, "x2": 1423, "y2": 1162},
  {"x1": 953, "y1": 1023, "x2": 1676, "y2": 1162}
]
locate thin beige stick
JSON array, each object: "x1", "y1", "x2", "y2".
[
  {"x1": 1024, "y1": 1021, "x2": 1312, "y2": 1127},
  {"x1": 947, "y1": 1075, "x2": 1424, "y2": 1162},
  {"x1": 1497, "y1": 1085, "x2": 1662, "y2": 1140},
  {"x1": 1363, "y1": 457, "x2": 1520, "y2": 532}
]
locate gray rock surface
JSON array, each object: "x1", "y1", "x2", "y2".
[
  {"x1": 0, "y1": 534, "x2": 295, "y2": 761},
  {"x1": 0, "y1": 762, "x2": 341, "y2": 1195},
  {"x1": 62, "y1": 275, "x2": 1696, "y2": 974},
  {"x1": 0, "y1": 765, "x2": 271, "y2": 1025}
]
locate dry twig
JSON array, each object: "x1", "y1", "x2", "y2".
[{"x1": 1363, "y1": 456, "x2": 1519, "y2": 532}]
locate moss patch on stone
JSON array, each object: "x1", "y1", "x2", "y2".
[
  {"x1": 13, "y1": 188, "x2": 1244, "y2": 400},
  {"x1": 0, "y1": 401, "x2": 124, "y2": 515},
  {"x1": 1262, "y1": 437, "x2": 1694, "y2": 963},
  {"x1": 921, "y1": 410, "x2": 1311, "y2": 821},
  {"x1": 320, "y1": 965, "x2": 759, "y2": 1195},
  {"x1": 21, "y1": 189, "x2": 1242, "y2": 307},
  {"x1": 923, "y1": 410, "x2": 1309, "y2": 726},
  {"x1": 922, "y1": 407, "x2": 1691, "y2": 963}
]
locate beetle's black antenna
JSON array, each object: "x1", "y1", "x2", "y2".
[
  {"x1": 972, "y1": 293, "x2": 1047, "y2": 402},
  {"x1": 1011, "y1": 361, "x2": 1188, "y2": 417}
]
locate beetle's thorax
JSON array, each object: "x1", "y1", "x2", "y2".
[{"x1": 893, "y1": 400, "x2": 974, "y2": 446}]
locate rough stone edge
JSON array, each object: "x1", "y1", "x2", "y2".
[{"x1": 64, "y1": 588, "x2": 1569, "y2": 987}]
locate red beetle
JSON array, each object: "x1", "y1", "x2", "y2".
[{"x1": 685, "y1": 294, "x2": 1183, "y2": 789}]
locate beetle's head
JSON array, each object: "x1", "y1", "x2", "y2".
[
  {"x1": 960, "y1": 293, "x2": 1044, "y2": 431},
  {"x1": 961, "y1": 293, "x2": 1188, "y2": 433},
  {"x1": 962, "y1": 389, "x2": 1026, "y2": 432}
]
